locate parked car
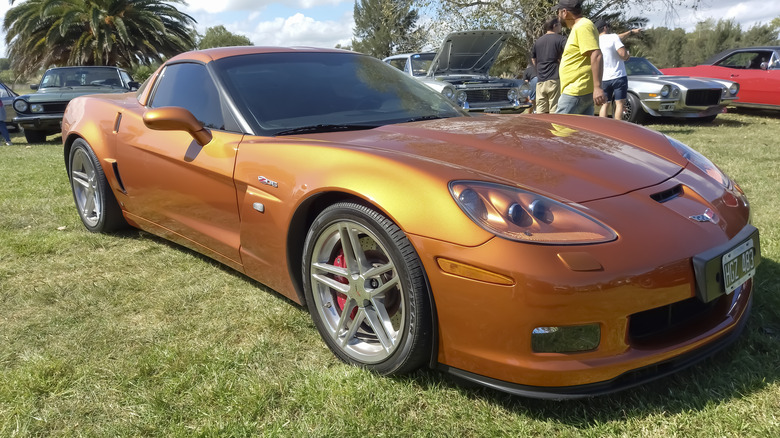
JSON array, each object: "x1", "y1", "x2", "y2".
[
  {"x1": 384, "y1": 31, "x2": 531, "y2": 112},
  {"x1": 0, "y1": 81, "x2": 19, "y2": 130},
  {"x1": 383, "y1": 52, "x2": 457, "y2": 102},
  {"x1": 622, "y1": 57, "x2": 739, "y2": 123},
  {"x1": 63, "y1": 46, "x2": 759, "y2": 399},
  {"x1": 13, "y1": 66, "x2": 139, "y2": 143},
  {"x1": 661, "y1": 46, "x2": 780, "y2": 110}
]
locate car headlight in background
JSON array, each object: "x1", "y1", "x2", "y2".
[
  {"x1": 729, "y1": 83, "x2": 739, "y2": 96},
  {"x1": 666, "y1": 135, "x2": 732, "y2": 189},
  {"x1": 441, "y1": 86, "x2": 455, "y2": 101},
  {"x1": 456, "y1": 90, "x2": 468, "y2": 108},
  {"x1": 449, "y1": 181, "x2": 617, "y2": 244},
  {"x1": 507, "y1": 88, "x2": 518, "y2": 102},
  {"x1": 31, "y1": 104, "x2": 44, "y2": 113},
  {"x1": 660, "y1": 84, "x2": 671, "y2": 97},
  {"x1": 13, "y1": 100, "x2": 28, "y2": 113}
]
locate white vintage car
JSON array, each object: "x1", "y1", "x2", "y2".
[
  {"x1": 623, "y1": 57, "x2": 739, "y2": 123},
  {"x1": 383, "y1": 30, "x2": 531, "y2": 112}
]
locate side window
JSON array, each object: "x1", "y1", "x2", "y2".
[
  {"x1": 387, "y1": 58, "x2": 407, "y2": 72},
  {"x1": 716, "y1": 51, "x2": 770, "y2": 69},
  {"x1": 149, "y1": 63, "x2": 225, "y2": 130},
  {"x1": 119, "y1": 71, "x2": 133, "y2": 88}
]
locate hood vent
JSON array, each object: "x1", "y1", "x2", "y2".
[{"x1": 650, "y1": 184, "x2": 683, "y2": 203}]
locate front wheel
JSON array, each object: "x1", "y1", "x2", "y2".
[
  {"x1": 302, "y1": 202, "x2": 432, "y2": 375},
  {"x1": 68, "y1": 139, "x2": 127, "y2": 232},
  {"x1": 623, "y1": 93, "x2": 648, "y2": 124}
]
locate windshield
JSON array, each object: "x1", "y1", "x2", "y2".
[
  {"x1": 40, "y1": 67, "x2": 126, "y2": 88},
  {"x1": 409, "y1": 53, "x2": 435, "y2": 76},
  {"x1": 625, "y1": 58, "x2": 663, "y2": 76},
  {"x1": 213, "y1": 52, "x2": 465, "y2": 136}
]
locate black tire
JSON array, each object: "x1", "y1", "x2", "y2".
[
  {"x1": 24, "y1": 129, "x2": 47, "y2": 143},
  {"x1": 68, "y1": 138, "x2": 127, "y2": 232},
  {"x1": 623, "y1": 93, "x2": 648, "y2": 124},
  {"x1": 302, "y1": 201, "x2": 432, "y2": 375}
]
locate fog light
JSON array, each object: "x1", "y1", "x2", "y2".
[{"x1": 532, "y1": 324, "x2": 600, "y2": 353}]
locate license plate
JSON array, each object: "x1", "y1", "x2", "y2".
[
  {"x1": 659, "y1": 103, "x2": 676, "y2": 111},
  {"x1": 721, "y1": 239, "x2": 756, "y2": 294}
]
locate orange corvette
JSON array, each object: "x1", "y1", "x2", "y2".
[{"x1": 62, "y1": 47, "x2": 760, "y2": 399}]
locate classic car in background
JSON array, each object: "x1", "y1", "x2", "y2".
[
  {"x1": 384, "y1": 30, "x2": 531, "y2": 112},
  {"x1": 0, "y1": 81, "x2": 19, "y2": 130},
  {"x1": 13, "y1": 66, "x2": 139, "y2": 143},
  {"x1": 63, "y1": 46, "x2": 759, "y2": 399},
  {"x1": 661, "y1": 46, "x2": 780, "y2": 110},
  {"x1": 383, "y1": 52, "x2": 456, "y2": 101},
  {"x1": 622, "y1": 57, "x2": 739, "y2": 123}
]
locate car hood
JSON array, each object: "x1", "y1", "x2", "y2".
[
  {"x1": 628, "y1": 75, "x2": 725, "y2": 89},
  {"x1": 22, "y1": 86, "x2": 129, "y2": 102},
  {"x1": 428, "y1": 30, "x2": 510, "y2": 77},
  {"x1": 302, "y1": 114, "x2": 685, "y2": 204}
]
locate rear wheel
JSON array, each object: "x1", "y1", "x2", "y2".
[
  {"x1": 302, "y1": 202, "x2": 432, "y2": 375},
  {"x1": 68, "y1": 139, "x2": 127, "y2": 232},
  {"x1": 623, "y1": 93, "x2": 648, "y2": 124}
]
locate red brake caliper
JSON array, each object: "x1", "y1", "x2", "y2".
[{"x1": 333, "y1": 250, "x2": 358, "y2": 320}]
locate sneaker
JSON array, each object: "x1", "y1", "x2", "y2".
[{"x1": 4, "y1": 142, "x2": 10, "y2": 146}]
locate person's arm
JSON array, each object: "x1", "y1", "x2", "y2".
[
  {"x1": 617, "y1": 46, "x2": 630, "y2": 61},
  {"x1": 589, "y1": 49, "x2": 606, "y2": 105},
  {"x1": 618, "y1": 28, "x2": 642, "y2": 40}
]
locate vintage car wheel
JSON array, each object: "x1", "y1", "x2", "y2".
[
  {"x1": 68, "y1": 139, "x2": 127, "y2": 232},
  {"x1": 302, "y1": 202, "x2": 432, "y2": 375},
  {"x1": 623, "y1": 93, "x2": 647, "y2": 124},
  {"x1": 24, "y1": 129, "x2": 47, "y2": 143}
]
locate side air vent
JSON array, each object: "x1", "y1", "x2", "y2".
[{"x1": 650, "y1": 184, "x2": 683, "y2": 203}]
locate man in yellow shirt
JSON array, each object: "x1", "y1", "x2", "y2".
[{"x1": 553, "y1": 0, "x2": 605, "y2": 115}]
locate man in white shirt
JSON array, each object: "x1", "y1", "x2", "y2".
[{"x1": 595, "y1": 19, "x2": 640, "y2": 119}]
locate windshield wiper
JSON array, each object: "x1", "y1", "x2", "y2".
[
  {"x1": 274, "y1": 124, "x2": 378, "y2": 136},
  {"x1": 405, "y1": 115, "x2": 445, "y2": 123}
]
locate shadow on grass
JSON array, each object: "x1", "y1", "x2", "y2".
[{"x1": 406, "y1": 257, "x2": 780, "y2": 425}]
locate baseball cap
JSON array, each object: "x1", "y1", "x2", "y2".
[
  {"x1": 552, "y1": 0, "x2": 582, "y2": 11},
  {"x1": 594, "y1": 18, "x2": 609, "y2": 31}
]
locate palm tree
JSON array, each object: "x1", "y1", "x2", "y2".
[{"x1": 3, "y1": 0, "x2": 197, "y2": 77}]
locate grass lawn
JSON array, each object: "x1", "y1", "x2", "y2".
[{"x1": 1, "y1": 111, "x2": 779, "y2": 436}]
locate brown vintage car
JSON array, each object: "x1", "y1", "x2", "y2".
[{"x1": 62, "y1": 46, "x2": 759, "y2": 399}]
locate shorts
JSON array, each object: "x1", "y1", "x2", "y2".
[{"x1": 601, "y1": 76, "x2": 628, "y2": 102}]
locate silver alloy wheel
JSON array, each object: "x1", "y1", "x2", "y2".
[
  {"x1": 70, "y1": 147, "x2": 101, "y2": 228},
  {"x1": 309, "y1": 220, "x2": 405, "y2": 364}
]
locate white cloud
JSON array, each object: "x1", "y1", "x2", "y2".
[
  {"x1": 185, "y1": 0, "x2": 345, "y2": 14},
  {"x1": 635, "y1": 0, "x2": 780, "y2": 31},
  {"x1": 248, "y1": 12, "x2": 354, "y2": 48}
]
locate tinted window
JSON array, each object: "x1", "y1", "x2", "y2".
[
  {"x1": 150, "y1": 63, "x2": 225, "y2": 130},
  {"x1": 716, "y1": 51, "x2": 773, "y2": 69},
  {"x1": 213, "y1": 52, "x2": 463, "y2": 136}
]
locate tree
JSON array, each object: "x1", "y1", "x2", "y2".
[
  {"x1": 351, "y1": 0, "x2": 426, "y2": 58},
  {"x1": 3, "y1": 0, "x2": 197, "y2": 77},
  {"x1": 198, "y1": 25, "x2": 253, "y2": 49}
]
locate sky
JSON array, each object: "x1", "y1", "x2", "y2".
[{"x1": 0, "y1": 0, "x2": 779, "y2": 58}]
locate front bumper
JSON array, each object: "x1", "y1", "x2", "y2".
[
  {"x1": 14, "y1": 113, "x2": 64, "y2": 131},
  {"x1": 409, "y1": 174, "x2": 757, "y2": 397}
]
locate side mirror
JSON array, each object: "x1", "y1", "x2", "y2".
[
  {"x1": 128, "y1": 81, "x2": 140, "y2": 91},
  {"x1": 30, "y1": 84, "x2": 39, "y2": 90},
  {"x1": 143, "y1": 107, "x2": 212, "y2": 146}
]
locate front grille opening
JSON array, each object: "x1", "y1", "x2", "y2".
[
  {"x1": 628, "y1": 294, "x2": 728, "y2": 346},
  {"x1": 650, "y1": 184, "x2": 684, "y2": 203},
  {"x1": 685, "y1": 89, "x2": 721, "y2": 106}
]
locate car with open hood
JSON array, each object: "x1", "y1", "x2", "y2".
[
  {"x1": 13, "y1": 66, "x2": 139, "y2": 143},
  {"x1": 62, "y1": 46, "x2": 759, "y2": 399},
  {"x1": 384, "y1": 30, "x2": 531, "y2": 112},
  {"x1": 622, "y1": 57, "x2": 739, "y2": 123},
  {"x1": 661, "y1": 46, "x2": 780, "y2": 110}
]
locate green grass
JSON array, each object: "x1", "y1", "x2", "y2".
[{"x1": 2, "y1": 111, "x2": 779, "y2": 437}]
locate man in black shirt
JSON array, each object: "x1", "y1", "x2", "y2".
[{"x1": 532, "y1": 17, "x2": 568, "y2": 113}]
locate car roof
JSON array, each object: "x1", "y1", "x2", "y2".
[
  {"x1": 704, "y1": 46, "x2": 780, "y2": 64},
  {"x1": 167, "y1": 46, "x2": 354, "y2": 64}
]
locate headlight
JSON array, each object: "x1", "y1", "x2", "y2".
[
  {"x1": 449, "y1": 181, "x2": 617, "y2": 244},
  {"x1": 507, "y1": 88, "x2": 518, "y2": 101},
  {"x1": 660, "y1": 85, "x2": 671, "y2": 97},
  {"x1": 13, "y1": 100, "x2": 28, "y2": 113},
  {"x1": 442, "y1": 86, "x2": 455, "y2": 100},
  {"x1": 729, "y1": 83, "x2": 739, "y2": 95},
  {"x1": 456, "y1": 90, "x2": 467, "y2": 104},
  {"x1": 31, "y1": 104, "x2": 44, "y2": 113},
  {"x1": 666, "y1": 135, "x2": 732, "y2": 189},
  {"x1": 671, "y1": 87, "x2": 680, "y2": 98}
]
